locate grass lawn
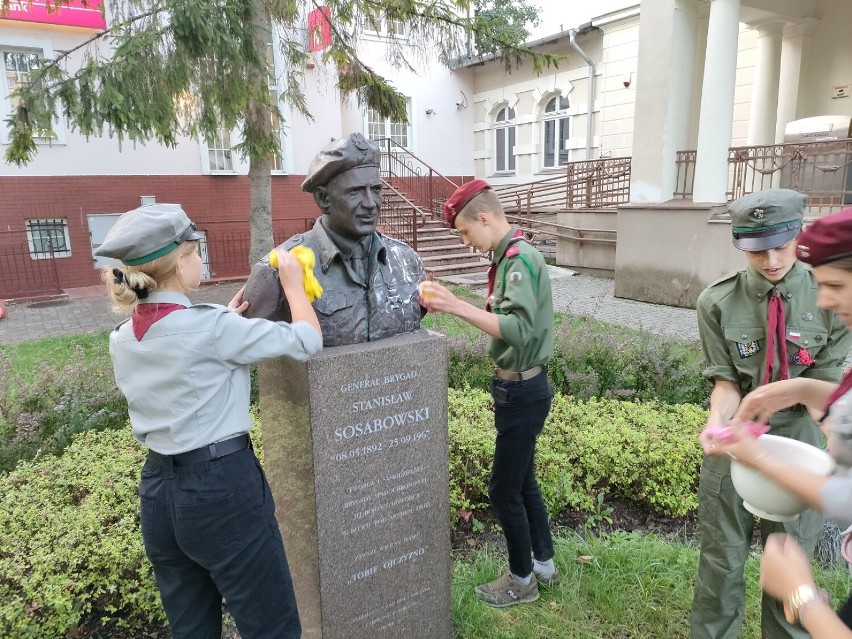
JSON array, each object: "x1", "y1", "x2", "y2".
[{"x1": 453, "y1": 531, "x2": 850, "y2": 639}]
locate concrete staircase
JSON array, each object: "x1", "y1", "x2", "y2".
[
  {"x1": 380, "y1": 183, "x2": 487, "y2": 282},
  {"x1": 414, "y1": 218, "x2": 488, "y2": 283}
]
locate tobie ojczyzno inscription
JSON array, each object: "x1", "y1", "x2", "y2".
[{"x1": 259, "y1": 330, "x2": 451, "y2": 639}]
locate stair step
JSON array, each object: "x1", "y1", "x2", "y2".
[
  {"x1": 425, "y1": 261, "x2": 488, "y2": 277},
  {"x1": 416, "y1": 231, "x2": 460, "y2": 243},
  {"x1": 421, "y1": 251, "x2": 481, "y2": 266},
  {"x1": 418, "y1": 243, "x2": 475, "y2": 256}
]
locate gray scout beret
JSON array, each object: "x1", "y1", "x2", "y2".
[
  {"x1": 94, "y1": 203, "x2": 203, "y2": 266},
  {"x1": 728, "y1": 188, "x2": 807, "y2": 252},
  {"x1": 301, "y1": 132, "x2": 381, "y2": 193}
]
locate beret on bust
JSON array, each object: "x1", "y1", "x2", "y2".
[
  {"x1": 442, "y1": 179, "x2": 492, "y2": 227},
  {"x1": 301, "y1": 133, "x2": 382, "y2": 193},
  {"x1": 797, "y1": 207, "x2": 852, "y2": 266},
  {"x1": 94, "y1": 203, "x2": 202, "y2": 266},
  {"x1": 727, "y1": 189, "x2": 807, "y2": 252}
]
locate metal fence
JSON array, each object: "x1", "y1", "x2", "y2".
[
  {"x1": 495, "y1": 156, "x2": 632, "y2": 215},
  {"x1": 675, "y1": 139, "x2": 852, "y2": 216},
  {"x1": 0, "y1": 231, "x2": 64, "y2": 300},
  {"x1": 1, "y1": 218, "x2": 318, "y2": 301}
]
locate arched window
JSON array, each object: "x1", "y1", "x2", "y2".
[
  {"x1": 495, "y1": 106, "x2": 516, "y2": 173},
  {"x1": 542, "y1": 95, "x2": 570, "y2": 168}
]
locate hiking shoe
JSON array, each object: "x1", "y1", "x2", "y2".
[
  {"x1": 535, "y1": 568, "x2": 560, "y2": 587},
  {"x1": 474, "y1": 571, "x2": 539, "y2": 608}
]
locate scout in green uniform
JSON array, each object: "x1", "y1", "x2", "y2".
[
  {"x1": 423, "y1": 179, "x2": 556, "y2": 608},
  {"x1": 690, "y1": 189, "x2": 852, "y2": 639}
]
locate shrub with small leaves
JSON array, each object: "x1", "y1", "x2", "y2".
[
  {"x1": 554, "y1": 317, "x2": 710, "y2": 405},
  {"x1": 0, "y1": 428, "x2": 160, "y2": 638},
  {"x1": 0, "y1": 349, "x2": 128, "y2": 473},
  {"x1": 449, "y1": 389, "x2": 707, "y2": 518}
]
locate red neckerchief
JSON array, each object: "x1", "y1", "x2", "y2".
[
  {"x1": 763, "y1": 287, "x2": 790, "y2": 385},
  {"x1": 131, "y1": 303, "x2": 186, "y2": 341},
  {"x1": 486, "y1": 229, "x2": 525, "y2": 313},
  {"x1": 824, "y1": 369, "x2": 852, "y2": 416}
]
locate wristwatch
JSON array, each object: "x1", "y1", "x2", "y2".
[{"x1": 783, "y1": 584, "x2": 830, "y2": 625}]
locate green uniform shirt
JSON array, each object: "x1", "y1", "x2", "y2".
[
  {"x1": 697, "y1": 261, "x2": 851, "y2": 413},
  {"x1": 488, "y1": 227, "x2": 554, "y2": 371}
]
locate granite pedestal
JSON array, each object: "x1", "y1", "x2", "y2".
[{"x1": 260, "y1": 329, "x2": 451, "y2": 639}]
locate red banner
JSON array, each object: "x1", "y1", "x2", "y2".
[
  {"x1": 307, "y1": 6, "x2": 331, "y2": 52},
  {"x1": 1, "y1": 0, "x2": 106, "y2": 29}
]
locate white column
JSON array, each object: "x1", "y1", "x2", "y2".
[
  {"x1": 693, "y1": 0, "x2": 741, "y2": 203},
  {"x1": 629, "y1": 0, "x2": 700, "y2": 203},
  {"x1": 775, "y1": 20, "x2": 817, "y2": 143},
  {"x1": 747, "y1": 22, "x2": 784, "y2": 146}
]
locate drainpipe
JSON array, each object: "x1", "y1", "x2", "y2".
[{"x1": 569, "y1": 29, "x2": 595, "y2": 160}]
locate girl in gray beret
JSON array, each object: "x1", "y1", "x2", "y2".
[{"x1": 98, "y1": 203, "x2": 322, "y2": 639}]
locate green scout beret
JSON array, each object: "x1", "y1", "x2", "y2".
[
  {"x1": 94, "y1": 203, "x2": 202, "y2": 266},
  {"x1": 728, "y1": 189, "x2": 806, "y2": 251},
  {"x1": 301, "y1": 132, "x2": 381, "y2": 193}
]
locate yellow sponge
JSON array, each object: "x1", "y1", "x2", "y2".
[{"x1": 268, "y1": 246, "x2": 324, "y2": 302}]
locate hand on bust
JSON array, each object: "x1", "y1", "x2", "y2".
[{"x1": 228, "y1": 285, "x2": 249, "y2": 315}]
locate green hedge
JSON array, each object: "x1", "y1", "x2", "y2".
[
  {"x1": 0, "y1": 429, "x2": 159, "y2": 639},
  {"x1": 449, "y1": 389, "x2": 706, "y2": 517},
  {"x1": 0, "y1": 396, "x2": 705, "y2": 636}
]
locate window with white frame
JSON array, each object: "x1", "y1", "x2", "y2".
[
  {"x1": 363, "y1": 11, "x2": 406, "y2": 37},
  {"x1": 495, "y1": 106, "x2": 516, "y2": 173},
  {"x1": 26, "y1": 219, "x2": 71, "y2": 259},
  {"x1": 366, "y1": 100, "x2": 411, "y2": 147},
  {"x1": 542, "y1": 95, "x2": 570, "y2": 169},
  {"x1": 206, "y1": 127, "x2": 234, "y2": 171},
  {"x1": 3, "y1": 48, "x2": 54, "y2": 139}
]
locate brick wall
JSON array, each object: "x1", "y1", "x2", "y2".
[{"x1": 0, "y1": 175, "x2": 316, "y2": 298}]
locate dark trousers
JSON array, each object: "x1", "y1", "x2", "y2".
[
  {"x1": 488, "y1": 370, "x2": 555, "y2": 578},
  {"x1": 139, "y1": 447, "x2": 301, "y2": 639}
]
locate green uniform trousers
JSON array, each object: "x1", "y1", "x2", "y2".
[{"x1": 690, "y1": 418, "x2": 824, "y2": 639}]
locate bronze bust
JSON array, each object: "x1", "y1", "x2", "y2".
[{"x1": 243, "y1": 133, "x2": 426, "y2": 347}]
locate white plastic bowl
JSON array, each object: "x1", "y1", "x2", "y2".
[{"x1": 730, "y1": 434, "x2": 835, "y2": 522}]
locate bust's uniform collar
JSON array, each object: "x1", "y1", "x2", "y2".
[{"x1": 313, "y1": 217, "x2": 387, "y2": 273}]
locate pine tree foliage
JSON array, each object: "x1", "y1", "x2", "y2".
[{"x1": 2, "y1": 0, "x2": 558, "y2": 262}]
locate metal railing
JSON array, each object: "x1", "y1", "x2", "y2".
[
  {"x1": 495, "y1": 157, "x2": 632, "y2": 215},
  {"x1": 0, "y1": 232, "x2": 64, "y2": 300},
  {"x1": 378, "y1": 138, "x2": 459, "y2": 218},
  {"x1": 1, "y1": 218, "x2": 318, "y2": 301},
  {"x1": 675, "y1": 139, "x2": 852, "y2": 216},
  {"x1": 201, "y1": 218, "x2": 318, "y2": 279},
  {"x1": 379, "y1": 181, "x2": 423, "y2": 250}
]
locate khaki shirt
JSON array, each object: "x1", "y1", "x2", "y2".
[
  {"x1": 489, "y1": 227, "x2": 554, "y2": 371},
  {"x1": 697, "y1": 261, "x2": 850, "y2": 404},
  {"x1": 283, "y1": 218, "x2": 426, "y2": 347}
]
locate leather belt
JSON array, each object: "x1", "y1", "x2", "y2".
[
  {"x1": 494, "y1": 365, "x2": 544, "y2": 382},
  {"x1": 147, "y1": 434, "x2": 250, "y2": 466}
]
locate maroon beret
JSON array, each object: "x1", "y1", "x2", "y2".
[
  {"x1": 442, "y1": 179, "x2": 492, "y2": 227},
  {"x1": 797, "y1": 208, "x2": 852, "y2": 266}
]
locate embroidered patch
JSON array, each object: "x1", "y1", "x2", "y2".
[
  {"x1": 802, "y1": 312, "x2": 813, "y2": 322},
  {"x1": 509, "y1": 271, "x2": 523, "y2": 283},
  {"x1": 791, "y1": 347, "x2": 815, "y2": 366},
  {"x1": 736, "y1": 340, "x2": 761, "y2": 359},
  {"x1": 789, "y1": 331, "x2": 801, "y2": 340}
]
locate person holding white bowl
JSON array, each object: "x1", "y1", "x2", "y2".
[{"x1": 705, "y1": 207, "x2": 852, "y2": 638}]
